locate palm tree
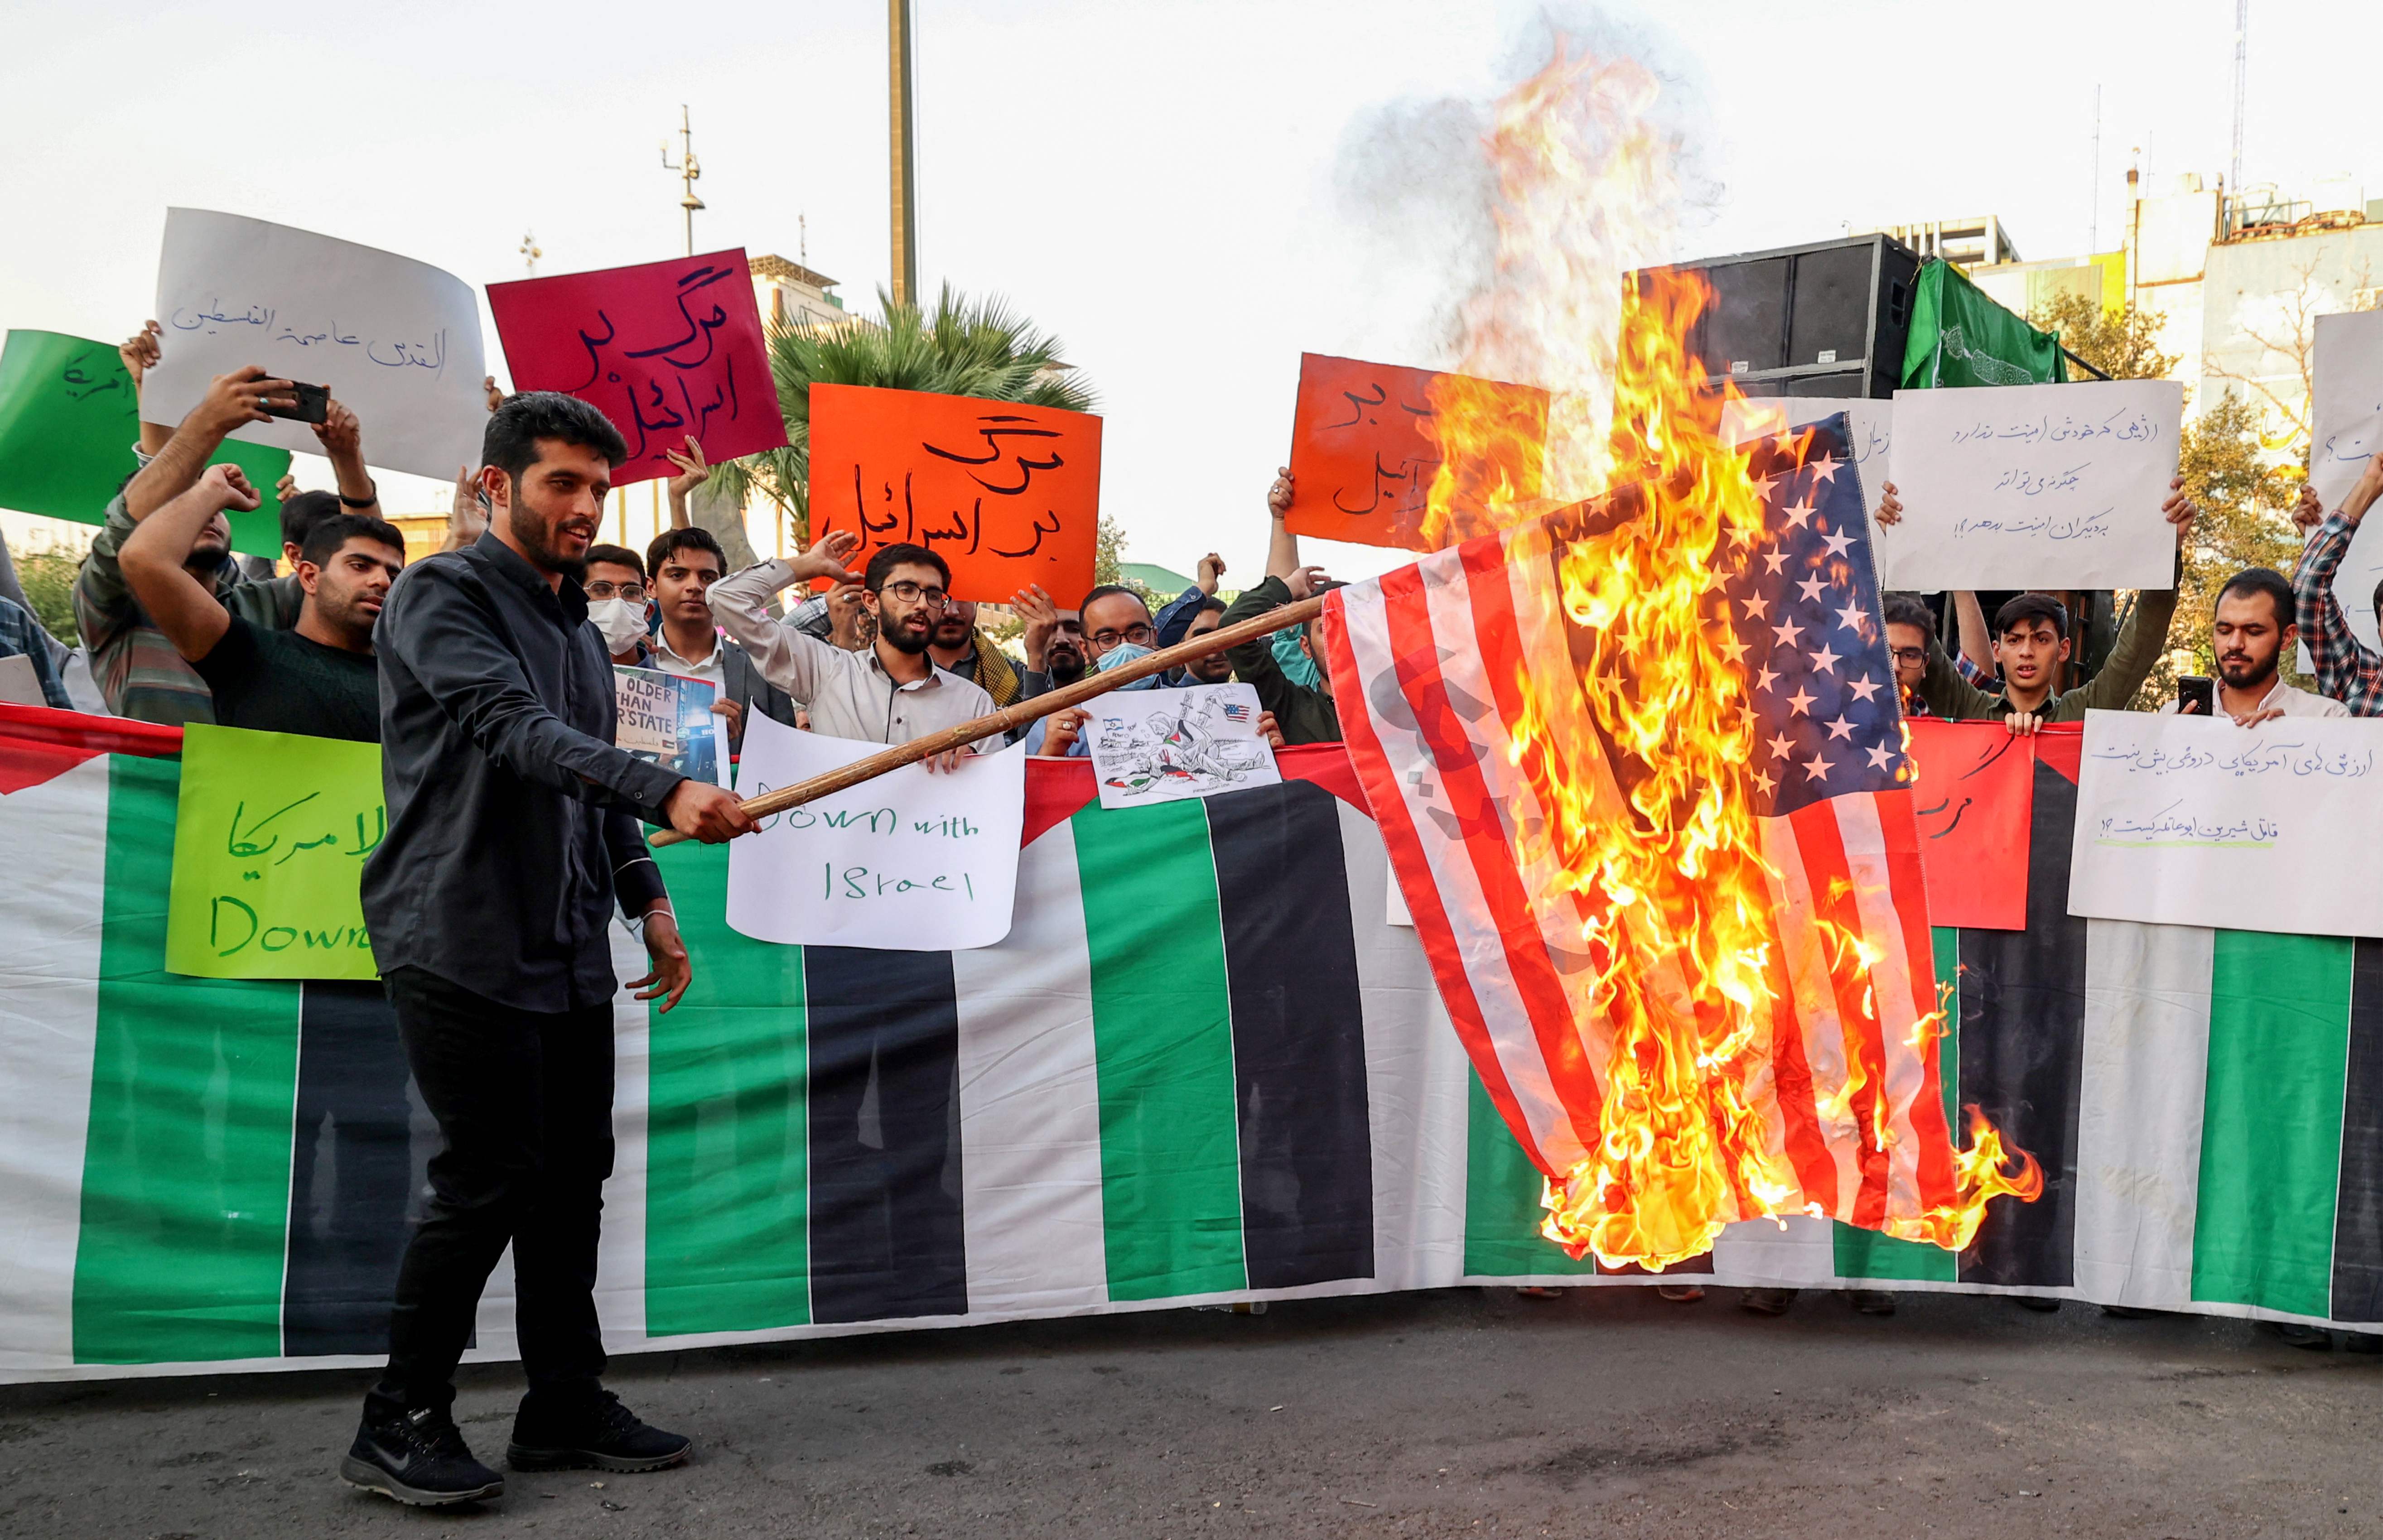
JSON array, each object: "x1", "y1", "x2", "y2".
[{"x1": 705, "y1": 284, "x2": 1099, "y2": 557}]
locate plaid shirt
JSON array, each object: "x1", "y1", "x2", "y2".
[
  {"x1": 0, "y1": 596, "x2": 71, "y2": 709},
  {"x1": 2292, "y1": 513, "x2": 2383, "y2": 716}
]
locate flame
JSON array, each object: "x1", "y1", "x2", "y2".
[{"x1": 1416, "y1": 36, "x2": 2039, "y2": 1267}]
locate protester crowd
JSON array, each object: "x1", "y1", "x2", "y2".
[{"x1": 4, "y1": 326, "x2": 2382, "y2": 1500}]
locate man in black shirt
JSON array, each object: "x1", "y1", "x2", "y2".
[
  {"x1": 349, "y1": 392, "x2": 753, "y2": 1508},
  {"x1": 118, "y1": 462, "x2": 398, "y2": 742}
]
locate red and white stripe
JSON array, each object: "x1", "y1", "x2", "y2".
[{"x1": 1323, "y1": 532, "x2": 1958, "y2": 1231}]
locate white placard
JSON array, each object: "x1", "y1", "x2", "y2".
[
  {"x1": 143, "y1": 209, "x2": 488, "y2": 479},
  {"x1": 2308, "y1": 310, "x2": 2383, "y2": 654},
  {"x1": 1719, "y1": 396, "x2": 1893, "y2": 525},
  {"x1": 725, "y1": 713, "x2": 1026, "y2": 950},
  {"x1": 1879, "y1": 379, "x2": 2184, "y2": 591},
  {"x1": 0, "y1": 654, "x2": 42, "y2": 707},
  {"x1": 2068, "y1": 708, "x2": 2383, "y2": 938},
  {"x1": 1084, "y1": 682, "x2": 1282, "y2": 809}
]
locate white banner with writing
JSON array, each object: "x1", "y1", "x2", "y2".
[
  {"x1": 2308, "y1": 310, "x2": 2383, "y2": 656},
  {"x1": 725, "y1": 714, "x2": 1027, "y2": 950},
  {"x1": 2069, "y1": 709, "x2": 2383, "y2": 937},
  {"x1": 1879, "y1": 379, "x2": 2183, "y2": 591},
  {"x1": 143, "y1": 209, "x2": 488, "y2": 479},
  {"x1": 1085, "y1": 682, "x2": 1281, "y2": 810}
]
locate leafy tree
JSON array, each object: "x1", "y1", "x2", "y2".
[
  {"x1": 14, "y1": 545, "x2": 81, "y2": 647},
  {"x1": 2033, "y1": 291, "x2": 2178, "y2": 382},
  {"x1": 2133, "y1": 391, "x2": 2309, "y2": 707},
  {"x1": 709, "y1": 285, "x2": 1098, "y2": 556}
]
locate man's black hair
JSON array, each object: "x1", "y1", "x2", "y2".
[
  {"x1": 297, "y1": 512, "x2": 405, "y2": 569},
  {"x1": 279, "y1": 490, "x2": 342, "y2": 551},
  {"x1": 1881, "y1": 594, "x2": 1937, "y2": 640},
  {"x1": 865, "y1": 543, "x2": 950, "y2": 590},
  {"x1": 647, "y1": 525, "x2": 724, "y2": 576},
  {"x1": 1194, "y1": 595, "x2": 1226, "y2": 617},
  {"x1": 481, "y1": 390, "x2": 627, "y2": 484},
  {"x1": 1993, "y1": 592, "x2": 2069, "y2": 641},
  {"x1": 584, "y1": 544, "x2": 646, "y2": 581},
  {"x1": 1079, "y1": 583, "x2": 1150, "y2": 617},
  {"x1": 2216, "y1": 566, "x2": 2295, "y2": 628}
]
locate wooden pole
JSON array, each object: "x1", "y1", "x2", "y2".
[{"x1": 649, "y1": 595, "x2": 1327, "y2": 847}]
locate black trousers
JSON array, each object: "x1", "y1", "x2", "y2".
[{"x1": 367, "y1": 966, "x2": 616, "y2": 1418}]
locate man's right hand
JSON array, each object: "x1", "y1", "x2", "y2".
[
  {"x1": 1876, "y1": 480, "x2": 1901, "y2": 525},
  {"x1": 1040, "y1": 707, "x2": 1091, "y2": 756},
  {"x1": 119, "y1": 321, "x2": 162, "y2": 388},
  {"x1": 202, "y1": 462, "x2": 262, "y2": 512},
  {"x1": 188, "y1": 366, "x2": 295, "y2": 439},
  {"x1": 1268, "y1": 467, "x2": 1294, "y2": 520},
  {"x1": 2346, "y1": 456, "x2": 2383, "y2": 527},
  {"x1": 1196, "y1": 553, "x2": 1226, "y2": 594},
  {"x1": 2294, "y1": 482, "x2": 2327, "y2": 533},
  {"x1": 791, "y1": 529, "x2": 863, "y2": 586},
  {"x1": 1283, "y1": 563, "x2": 1335, "y2": 601},
  {"x1": 663, "y1": 780, "x2": 760, "y2": 843}
]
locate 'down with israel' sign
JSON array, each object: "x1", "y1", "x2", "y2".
[{"x1": 2067, "y1": 709, "x2": 2383, "y2": 938}]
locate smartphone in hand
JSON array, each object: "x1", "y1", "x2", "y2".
[
  {"x1": 2176, "y1": 674, "x2": 2214, "y2": 716},
  {"x1": 262, "y1": 381, "x2": 331, "y2": 425}
]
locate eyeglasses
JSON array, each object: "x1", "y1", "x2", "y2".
[
  {"x1": 875, "y1": 580, "x2": 952, "y2": 610},
  {"x1": 1890, "y1": 646, "x2": 1926, "y2": 666},
  {"x1": 585, "y1": 579, "x2": 645, "y2": 603},
  {"x1": 1088, "y1": 623, "x2": 1156, "y2": 653}
]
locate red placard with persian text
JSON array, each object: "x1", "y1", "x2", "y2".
[
  {"x1": 1905, "y1": 719, "x2": 2035, "y2": 931},
  {"x1": 1284, "y1": 352, "x2": 1546, "y2": 551},
  {"x1": 488, "y1": 248, "x2": 787, "y2": 487}
]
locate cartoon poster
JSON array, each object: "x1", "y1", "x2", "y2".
[{"x1": 1085, "y1": 682, "x2": 1281, "y2": 810}]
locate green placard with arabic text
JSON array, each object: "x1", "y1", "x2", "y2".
[{"x1": 164, "y1": 724, "x2": 382, "y2": 980}]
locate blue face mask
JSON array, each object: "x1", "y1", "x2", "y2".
[{"x1": 1094, "y1": 640, "x2": 1166, "y2": 690}]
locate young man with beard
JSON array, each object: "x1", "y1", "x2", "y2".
[
  {"x1": 2165, "y1": 567, "x2": 2344, "y2": 723},
  {"x1": 708, "y1": 536, "x2": 993, "y2": 755},
  {"x1": 346, "y1": 393, "x2": 754, "y2": 1506},
  {"x1": 926, "y1": 597, "x2": 1023, "y2": 708},
  {"x1": 118, "y1": 463, "x2": 399, "y2": 742}
]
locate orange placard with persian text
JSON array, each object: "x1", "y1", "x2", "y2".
[
  {"x1": 806, "y1": 383, "x2": 1102, "y2": 604},
  {"x1": 1283, "y1": 352, "x2": 1545, "y2": 551}
]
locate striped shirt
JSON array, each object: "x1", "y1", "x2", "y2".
[{"x1": 72, "y1": 496, "x2": 300, "y2": 725}]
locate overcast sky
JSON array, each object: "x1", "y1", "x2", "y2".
[{"x1": 5, "y1": 0, "x2": 2375, "y2": 581}]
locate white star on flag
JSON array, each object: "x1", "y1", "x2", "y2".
[
  {"x1": 1809, "y1": 644, "x2": 1841, "y2": 673},
  {"x1": 1740, "y1": 592, "x2": 1770, "y2": 620},
  {"x1": 1784, "y1": 497, "x2": 1817, "y2": 529},
  {"x1": 1801, "y1": 752, "x2": 1833, "y2": 781},
  {"x1": 1807, "y1": 456, "x2": 1843, "y2": 485},
  {"x1": 1796, "y1": 575, "x2": 1827, "y2": 603},
  {"x1": 1754, "y1": 767, "x2": 1777, "y2": 794},
  {"x1": 1766, "y1": 730, "x2": 1794, "y2": 760},
  {"x1": 1834, "y1": 602, "x2": 1867, "y2": 633},
  {"x1": 1762, "y1": 551, "x2": 1788, "y2": 574},
  {"x1": 1785, "y1": 686, "x2": 1815, "y2": 716},
  {"x1": 1825, "y1": 714, "x2": 1855, "y2": 741},
  {"x1": 1865, "y1": 742, "x2": 1896, "y2": 770},
  {"x1": 1771, "y1": 619, "x2": 1804, "y2": 648},
  {"x1": 1822, "y1": 530, "x2": 1853, "y2": 558},
  {"x1": 1755, "y1": 665, "x2": 1779, "y2": 692},
  {"x1": 1846, "y1": 675, "x2": 1882, "y2": 703}
]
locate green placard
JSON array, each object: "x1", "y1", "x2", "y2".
[
  {"x1": 0, "y1": 329, "x2": 291, "y2": 557},
  {"x1": 164, "y1": 724, "x2": 382, "y2": 980}
]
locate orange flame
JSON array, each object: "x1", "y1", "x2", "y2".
[{"x1": 1419, "y1": 37, "x2": 2038, "y2": 1267}]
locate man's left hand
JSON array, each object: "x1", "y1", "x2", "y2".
[
  {"x1": 711, "y1": 698, "x2": 745, "y2": 741},
  {"x1": 2163, "y1": 476, "x2": 2197, "y2": 547},
  {"x1": 2232, "y1": 706, "x2": 2287, "y2": 729},
  {"x1": 629, "y1": 908, "x2": 694, "y2": 1012},
  {"x1": 1258, "y1": 709, "x2": 1286, "y2": 750}
]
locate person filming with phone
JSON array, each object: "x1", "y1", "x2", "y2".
[{"x1": 2165, "y1": 567, "x2": 2345, "y2": 726}]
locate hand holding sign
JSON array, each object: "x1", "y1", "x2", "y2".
[
  {"x1": 1284, "y1": 353, "x2": 1547, "y2": 551},
  {"x1": 807, "y1": 383, "x2": 1101, "y2": 604},
  {"x1": 489, "y1": 249, "x2": 787, "y2": 486}
]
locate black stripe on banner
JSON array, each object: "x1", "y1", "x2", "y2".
[
  {"x1": 282, "y1": 980, "x2": 429, "y2": 1357},
  {"x1": 1205, "y1": 779, "x2": 1376, "y2": 1289},
  {"x1": 1954, "y1": 757, "x2": 2082, "y2": 1290},
  {"x1": 804, "y1": 946, "x2": 969, "y2": 1323},
  {"x1": 2330, "y1": 938, "x2": 2383, "y2": 1321}
]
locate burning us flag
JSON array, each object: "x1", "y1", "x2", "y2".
[{"x1": 1320, "y1": 401, "x2": 2040, "y2": 1269}]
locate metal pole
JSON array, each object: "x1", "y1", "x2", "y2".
[{"x1": 889, "y1": 0, "x2": 919, "y2": 308}]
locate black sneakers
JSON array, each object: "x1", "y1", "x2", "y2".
[
  {"x1": 507, "y1": 1389, "x2": 693, "y2": 1473},
  {"x1": 341, "y1": 1405, "x2": 506, "y2": 1506}
]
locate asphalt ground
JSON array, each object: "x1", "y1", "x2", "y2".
[{"x1": 4, "y1": 1284, "x2": 2379, "y2": 1538}]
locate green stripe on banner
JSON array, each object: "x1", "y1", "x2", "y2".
[
  {"x1": 1071, "y1": 800, "x2": 1246, "y2": 1301},
  {"x1": 643, "y1": 843, "x2": 810, "y2": 1337},
  {"x1": 1463, "y1": 1071, "x2": 1594, "y2": 1277},
  {"x1": 73, "y1": 755, "x2": 300, "y2": 1364},
  {"x1": 2193, "y1": 930, "x2": 2351, "y2": 1317},
  {"x1": 1833, "y1": 927, "x2": 1963, "y2": 1282}
]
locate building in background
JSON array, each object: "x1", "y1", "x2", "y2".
[{"x1": 1875, "y1": 172, "x2": 2380, "y2": 446}]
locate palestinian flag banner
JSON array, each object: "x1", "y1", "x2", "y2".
[{"x1": 0, "y1": 709, "x2": 2375, "y2": 1385}]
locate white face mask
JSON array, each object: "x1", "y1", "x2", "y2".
[{"x1": 587, "y1": 597, "x2": 647, "y2": 654}]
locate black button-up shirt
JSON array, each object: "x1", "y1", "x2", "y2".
[{"x1": 362, "y1": 531, "x2": 681, "y2": 1012}]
